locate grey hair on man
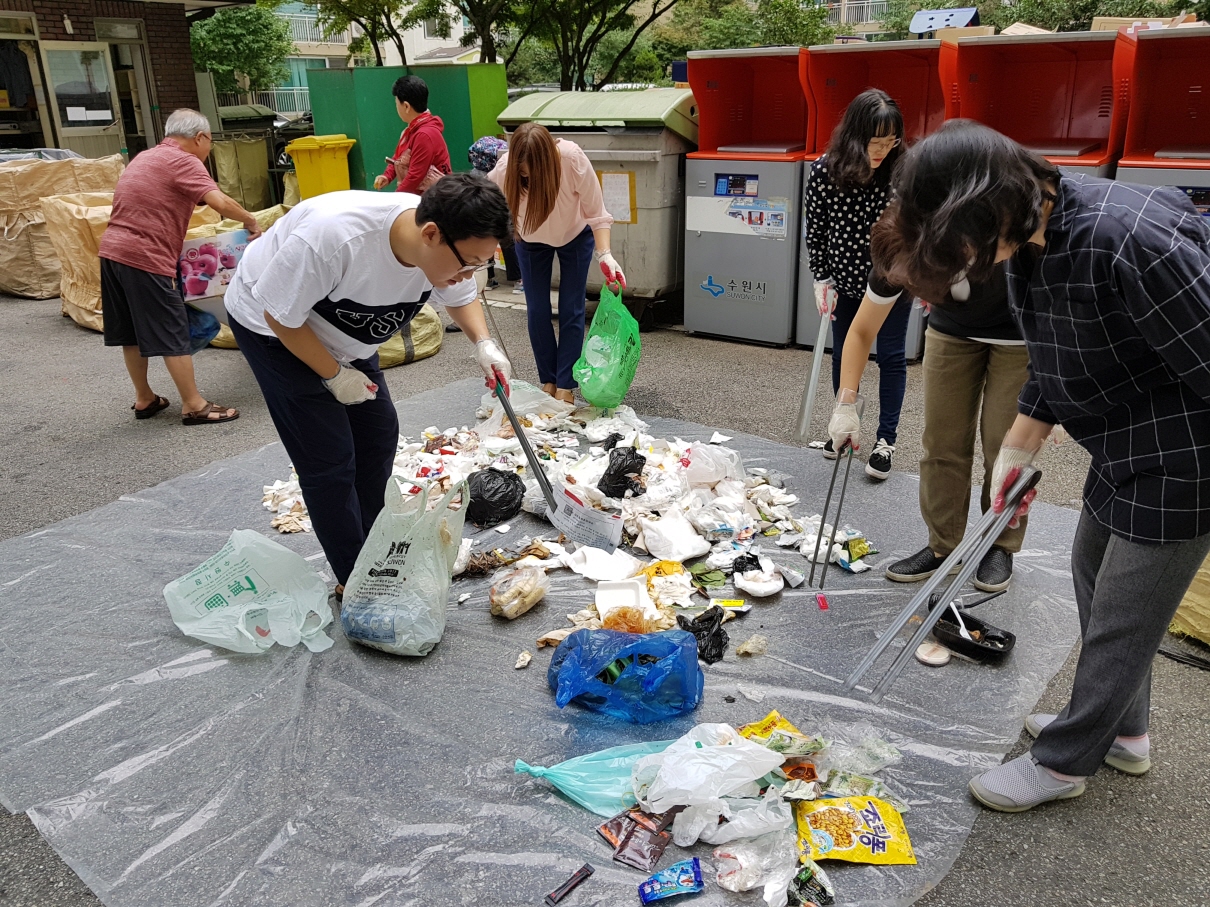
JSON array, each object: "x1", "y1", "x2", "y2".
[{"x1": 164, "y1": 109, "x2": 212, "y2": 139}]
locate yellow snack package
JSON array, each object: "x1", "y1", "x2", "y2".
[
  {"x1": 737, "y1": 709, "x2": 802, "y2": 740},
  {"x1": 796, "y1": 797, "x2": 916, "y2": 865}
]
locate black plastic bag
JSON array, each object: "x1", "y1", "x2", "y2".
[
  {"x1": 677, "y1": 605, "x2": 729, "y2": 664},
  {"x1": 466, "y1": 468, "x2": 525, "y2": 528},
  {"x1": 601, "y1": 432, "x2": 625, "y2": 451},
  {"x1": 597, "y1": 448, "x2": 647, "y2": 499},
  {"x1": 731, "y1": 552, "x2": 762, "y2": 575}
]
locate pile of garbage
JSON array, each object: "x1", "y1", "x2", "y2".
[
  {"x1": 262, "y1": 381, "x2": 878, "y2": 591},
  {"x1": 518, "y1": 710, "x2": 916, "y2": 906}
]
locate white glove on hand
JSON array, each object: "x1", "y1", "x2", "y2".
[
  {"x1": 991, "y1": 446, "x2": 1038, "y2": 527},
  {"x1": 598, "y1": 252, "x2": 627, "y2": 289},
  {"x1": 323, "y1": 364, "x2": 378, "y2": 405},
  {"x1": 828, "y1": 402, "x2": 861, "y2": 453},
  {"x1": 814, "y1": 280, "x2": 837, "y2": 317},
  {"x1": 476, "y1": 338, "x2": 512, "y2": 395}
]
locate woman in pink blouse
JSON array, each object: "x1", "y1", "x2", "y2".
[{"x1": 490, "y1": 123, "x2": 626, "y2": 404}]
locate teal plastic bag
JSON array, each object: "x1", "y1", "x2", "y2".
[
  {"x1": 515, "y1": 739, "x2": 673, "y2": 817},
  {"x1": 572, "y1": 283, "x2": 641, "y2": 408}
]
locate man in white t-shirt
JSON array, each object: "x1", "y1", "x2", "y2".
[{"x1": 226, "y1": 173, "x2": 512, "y2": 593}]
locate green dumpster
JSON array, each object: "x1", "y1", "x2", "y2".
[
  {"x1": 309, "y1": 64, "x2": 508, "y2": 191},
  {"x1": 497, "y1": 88, "x2": 698, "y2": 300}
]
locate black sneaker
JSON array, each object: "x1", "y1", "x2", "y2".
[
  {"x1": 885, "y1": 545, "x2": 962, "y2": 583},
  {"x1": 822, "y1": 438, "x2": 839, "y2": 460},
  {"x1": 974, "y1": 546, "x2": 1013, "y2": 592},
  {"x1": 866, "y1": 437, "x2": 894, "y2": 480}
]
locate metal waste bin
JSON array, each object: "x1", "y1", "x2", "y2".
[
  {"x1": 683, "y1": 48, "x2": 808, "y2": 346},
  {"x1": 496, "y1": 89, "x2": 698, "y2": 300}
]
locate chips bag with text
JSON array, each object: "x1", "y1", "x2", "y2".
[{"x1": 795, "y1": 796, "x2": 916, "y2": 865}]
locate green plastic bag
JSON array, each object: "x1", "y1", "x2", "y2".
[
  {"x1": 572, "y1": 283, "x2": 641, "y2": 408},
  {"x1": 515, "y1": 739, "x2": 673, "y2": 817}
]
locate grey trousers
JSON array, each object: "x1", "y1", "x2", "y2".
[{"x1": 1032, "y1": 507, "x2": 1210, "y2": 776}]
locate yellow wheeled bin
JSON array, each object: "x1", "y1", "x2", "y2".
[{"x1": 284, "y1": 134, "x2": 357, "y2": 200}]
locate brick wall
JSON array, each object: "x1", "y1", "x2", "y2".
[{"x1": 13, "y1": 0, "x2": 200, "y2": 133}]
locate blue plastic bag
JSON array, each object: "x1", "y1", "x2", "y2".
[
  {"x1": 515, "y1": 739, "x2": 673, "y2": 817},
  {"x1": 547, "y1": 629, "x2": 704, "y2": 724}
]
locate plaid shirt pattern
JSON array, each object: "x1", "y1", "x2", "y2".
[{"x1": 1006, "y1": 173, "x2": 1210, "y2": 543}]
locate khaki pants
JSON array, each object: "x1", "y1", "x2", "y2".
[{"x1": 920, "y1": 328, "x2": 1031, "y2": 556}]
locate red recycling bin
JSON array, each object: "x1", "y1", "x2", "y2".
[
  {"x1": 801, "y1": 39, "x2": 946, "y2": 160},
  {"x1": 1114, "y1": 25, "x2": 1210, "y2": 210},
  {"x1": 939, "y1": 31, "x2": 1123, "y2": 176}
]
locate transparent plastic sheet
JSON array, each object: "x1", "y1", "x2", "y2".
[{"x1": 0, "y1": 378, "x2": 1081, "y2": 907}]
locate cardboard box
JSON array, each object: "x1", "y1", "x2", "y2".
[
  {"x1": 179, "y1": 229, "x2": 249, "y2": 302},
  {"x1": 1173, "y1": 552, "x2": 1210, "y2": 645}
]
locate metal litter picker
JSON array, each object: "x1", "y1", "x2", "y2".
[
  {"x1": 492, "y1": 381, "x2": 623, "y2": 553},
  {"x1": 809, "y1": 396, "x2": 864, "y2": 590},
  {"x1": 842, "y1": 466, "x2": 1042, "y2": 702}
]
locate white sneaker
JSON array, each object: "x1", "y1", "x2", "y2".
[{"x1": 512, "y1": 281, "x2": 526, "y2": 295}]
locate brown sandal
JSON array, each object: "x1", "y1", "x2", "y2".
[
  {"x1": 182, "y1": 401, "x2": 239, "y2": 426},
  {"x1": 132, "y1": 395, "x2": 170, "y2": 420}
]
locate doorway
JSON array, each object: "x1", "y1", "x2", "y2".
[
  {"x1": 96, "y1": 19, "x2": 158, "y2": 157},
  {"x1": 40, "y1": 39, "x2": 125, "y2": 157},
  {"x1": 0, "y1": 13, "x2": 53, "y2": 150}
]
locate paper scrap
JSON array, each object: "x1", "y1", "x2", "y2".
[
  {"x1": 515, "y1": 651, "x2": 532, "y2": 669},
  {"x1": 709, "y1": 432, "x2": 733, "y2": 444},
  {"x1": 494, "y1": 524, "x2": 511, "y2": 534},
  {"x1": 458, "y1": 593, "x2": 472, "y2": 604},
  {"x1": 736, "y1": 683, "x2": 766, "y2": 703}
]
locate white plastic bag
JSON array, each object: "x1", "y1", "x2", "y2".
[
  {"x1": 163, "y1": 529, "x2": 334, "y2": 654},
  {"x1": 637, "y1": 512, "x2": 711, "y2": 562},
  {"x1": 673, "y1": 786, "x2": 793, "y2": 846},
  {"x1": 477, "y1": 380, "x2": 574, "y2": 436},
  {"x1": 632, "y1": 723, "x2": 785, "y2": 814},
  {"x1": 340, "y1": 477, "x2": 468, "y2": 656},
  {"x1": 735, "y1": 556, "x2": 786, "y2": 598},
  {"x1": 714, "y1": 828, "x2": 802, "y2": 907},
  {"x1": 682, "y1": 444, "x2": 745, "y2": 487},
  {"x1": 562, "y1": 545, "x2": 646, "y2": 581}
]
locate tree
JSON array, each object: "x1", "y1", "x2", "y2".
[
  {"x1": 651, "y1": 0, "x2": 834, "y2": 69},
  {"x1": 591, "y1": 29, "x2": 667, "y2": 85},
  {"x1": 753, "y1": 0, "x2": 833, "y2": 45},
  {"x1": 190, "y1": 4, "x2": 294, "y2": 92},
  {"x1": 531, "y1": 0, "x2": 681, "y2": 91},
  {"x1": 441, "y1": 0, "x2": 525, "y2": 63},
  {"x1": 315, "y1": 0, "x2": 447, "y2": 65}
]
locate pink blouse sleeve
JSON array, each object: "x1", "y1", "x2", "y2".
[
  {"x1": 567, "y1": 145, "x2": 613, "y2": 231},
  {"x1": 488, "y1": 153, "x2": 508, "y2": 188}
]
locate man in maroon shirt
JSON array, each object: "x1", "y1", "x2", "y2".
[
  {"x1": 372, "y1": 75, "x2": 452, "y2": 194},
  {"x1": 99, "y1": 108, "x2": 261, "y2": 425}
]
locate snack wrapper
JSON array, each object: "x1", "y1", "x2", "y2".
[
  {"x1": 795, "y1": 796, "x2": 916, "y2": 865},
  {"x1": 638, "y1": 858, "x2": 704, "y2": 904}
]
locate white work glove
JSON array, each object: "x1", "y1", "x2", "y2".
[
  {"x1": 814, "y1": 279, "x2": 837, "y2": 318},
  {"x1": 828, "y1": 399, "x2": 861, "y2": 453},
  {"x1": 991, "y1": 446, "x2": 1038, "y2": 528},
  {"x1": 323, "y1": 364, "x2": 378, "y2": 405},
  {"x1": 476, "y1": 338, "x2": 512, "y2": 396},
  {"x1": 598, "y1": 251, "x2": 627, "y2": 290}
]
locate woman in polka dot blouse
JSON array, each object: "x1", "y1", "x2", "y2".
[{"x1": 804, "y1": 88, "x2": 910, "y2": 480}]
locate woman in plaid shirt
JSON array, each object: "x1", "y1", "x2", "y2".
[{"x1": 864, "y1": 120, "x2": 1210, "y2": 813}]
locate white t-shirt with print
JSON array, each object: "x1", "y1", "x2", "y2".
[{"x1": 225, "y1": 190, "x2": 475, "y2": 363}]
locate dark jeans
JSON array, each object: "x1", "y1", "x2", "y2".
[
  {"x1": 830, "y1": 289, "x2": 911, "y2": 445},
  {"x1": 515, "y1": 225, "x2": 594, "y2": 389},
  {"x1": 229, "y1": 315, "x2": 399, "y2": 586},
  {"x1": 1032, "y1": 507, "x2": 1210, "y2": 776}
]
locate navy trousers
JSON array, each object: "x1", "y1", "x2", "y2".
[
  {"x1": 515, "y1": 225, "x2": 595, "y2": 389},
  {"x1": 229, "y1": 316, "x2": 399, "y2": 586}
]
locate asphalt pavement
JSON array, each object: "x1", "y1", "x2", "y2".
[{"x1": 0, "y1": 293, "x2": 1206, "y2": 906}]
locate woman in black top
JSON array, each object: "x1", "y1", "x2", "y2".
[
  {"x1": 804, "y1": 88, "x2": 911, "y2": 480},
  {"x1": 865, "y1": 120, "x2": 1210, "y2": 813}
]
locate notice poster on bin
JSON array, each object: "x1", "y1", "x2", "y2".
[{"x1": 598, "y1": 171, "x2": 637, "y2": 224}]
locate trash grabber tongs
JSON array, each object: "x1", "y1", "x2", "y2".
[
  {"x1": 493, "y1": 382, "x2": 558, "y2": 514},
  {"x1": 842, "y1": 465, "x2": 1042, "y2": 702},
  {"x1": 793, "y1": 313, "x2": 831, "y2": 443},
  {"x1": 809, "y1": 397, "x2": 864, "y2": 589}
]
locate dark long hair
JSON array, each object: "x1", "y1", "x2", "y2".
[
  {"x1": 826, "y1": 88, "x2": 904, "y2": 191},
  {"x1": 871, "y1": 120, "x2": 1060, "y2": 303}
]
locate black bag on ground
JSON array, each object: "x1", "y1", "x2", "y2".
[
  {"x1": 466, "y1": 468, "x2": 525, "y2": 528},
  {"x1": 676, "y1": 605, "x2": 729, "y2": 664},
  {"x1": 598, "y1": 448, "x2": 646, "y2": 499}
]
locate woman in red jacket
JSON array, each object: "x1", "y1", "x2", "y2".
[{"x1": 373, "y1": 75, "x2": 451, "y2": 194}]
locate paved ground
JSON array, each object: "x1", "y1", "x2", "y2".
[{"x1": 0, "y1": 293, "x2": 1207, "y2": 906}]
